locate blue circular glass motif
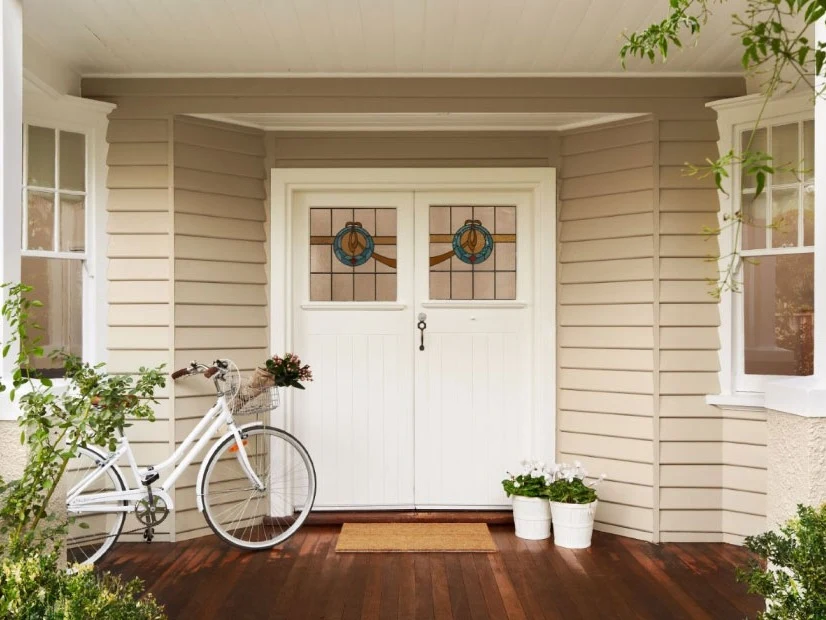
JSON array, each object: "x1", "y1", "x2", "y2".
[
  {"x1": 333, "y1": 223, "x2": 375, "y2": 267},
  {"x1": 452, "y1": 220, "x2": 494, "y2": 265}
]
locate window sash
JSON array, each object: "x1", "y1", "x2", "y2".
[
  {"x1": 21, "y1": 124, "x2": 88, "y2": 259},
  {"x1": 20, "y1": 123, "x2": 91, "y2": 376}
]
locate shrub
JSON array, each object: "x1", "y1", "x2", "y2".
[
  {"x1": 737, "y1": 503, "x2": 826, "y2": 619},
  {"x1": 0, "y1": 549, "x2": 166, "y2": 619}
]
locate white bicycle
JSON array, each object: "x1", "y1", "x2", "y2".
[{"x1": 65, "y1": 359, "x2": 317, "y2": 565}]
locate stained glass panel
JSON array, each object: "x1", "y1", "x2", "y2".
[
  {"x1": 429, "y1": 206, "x2": 516, "y2": 300},
  {"x1": 310, "y1": 207, "x2": 397, "y2": 302}
]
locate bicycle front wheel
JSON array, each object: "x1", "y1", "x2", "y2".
[{"x1": 201, "y1": 425, "x2": 316, "y2": 550}]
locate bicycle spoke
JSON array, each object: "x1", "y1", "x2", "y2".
[{"x1": 202, "y1": 427, "x2": 315, "y2": 549}]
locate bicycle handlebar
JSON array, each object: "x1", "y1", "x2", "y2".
[{"x1": 171, "y1": 361, "x2": 223, "y2": 381}]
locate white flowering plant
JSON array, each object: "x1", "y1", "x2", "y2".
[
  {"x1": 547, "y1": 462, "x2": 606, "y2": 505},
  {"x1": 502, "y1": 460, "x2": 554, "y2": 498}
]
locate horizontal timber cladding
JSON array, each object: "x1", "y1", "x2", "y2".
[
  {"x1": 558, "y1": 117, "x2": 657, "y2": 542},
  {"x1": 656, "y1": 116, "x2": 765, "y2": 545},
  {"x1": 105, "y1": 116, "x2": 175, "y2": 540},
  {"x1": 559, "y1": 109, "x2": 765, "y2": 545},
  {"x1": 269, "y1": 131, "x2": 558, "y2": 168},
  {"x1": 172, "y1": 116, "x2": 268, "y2": 538}
]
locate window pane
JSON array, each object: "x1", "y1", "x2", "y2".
[
  {"x1": 27, "y1": 126, "x2": 55, "y2": 188},
  {"x1": 771, "y1": 123, "x2": 799, "y2": 185},
  {"x1": 804, "y1": 120, "x2": 814, "y2": 181},
  {"x1": 744, "y1": 253, "x2": 813, "y2": 376},
  {"x1": 27, "y1": 191, "x2": 55, "y2": 251},
  {"x1": 742, "y1": 193, "x2": 767, "y2": 250},
  {"x1": 429, "y1": 205, "x2": 517, "y2": 300},
  {"x1": 60, "y1": 194, "x2": 85, "y2": 252},
  {"x1": 741, "y1": 128, "x2": 767, "y2": 190},
  {"x1": 310, "y1": 207, "x2": 397, "y2": 302},
  {"x1": 21, "y1": 257, "x2": 83, "y2": 376},
  {"x1": 771, "y1": 188, "x2": 799, "y2": 248},
  {"x1": 804, "y1": 186, "x2": 814, "y2": 246},
  {"x1": 59, "y1": 131, "x2": 86, "y2": 191}
]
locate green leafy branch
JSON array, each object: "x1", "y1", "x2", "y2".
[
  {"x1": 621, "y1": 0, "x2": 822, "y2": 297},
  {"x1": 0, "y1": 283, "x2": 166, "y2": 554}
]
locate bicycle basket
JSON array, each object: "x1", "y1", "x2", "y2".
[{"x1": 217, "y1": 370, "x2": 281, "y2": 417}]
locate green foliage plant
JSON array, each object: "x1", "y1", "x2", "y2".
[
  {"x1": 0, "y1": 283, "x2": 166, "y2": 552},
  {"x1": 0, "y1": 548, "x2": 166, "y2": 619},
  {"x1": 546, "y1": 462, "x2": 604, "y2": 505},
  {"x1": 620, "y1": 0, "x2": 824, "y2": 297},
  {"x1": 502, "y1": 460, "x2": 554, "y2": 498},
  {"x1": 737, "y1": 503, "x2": 826, "y2": 619},
  {"x1": 263, "y1": 353, "x2": 313, "y2": 390},
  {"x1": 0, "y1": 283, "x2": 168, "y2": 618}
]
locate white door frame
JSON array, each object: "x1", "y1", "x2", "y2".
[{"x1": 270, "y1": 167, "x2": 557, "y2": 465}]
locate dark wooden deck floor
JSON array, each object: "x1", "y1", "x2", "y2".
[{"x1": 100, "y1": 525, "x2": 762, "y2": 620}]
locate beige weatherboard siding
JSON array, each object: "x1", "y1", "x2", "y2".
[
  {"x1": 558, "y1": 111, "x2": 766, "y2": 544},
  {"x1": 92, "y1": 76, "x2": 761, "y2": 542},
  {"x1": 172, "y1": 117, "x2": 268, "y2": 540},
  {"x1": 558, "y1": 117, "x2": 657, "y2": 542}
]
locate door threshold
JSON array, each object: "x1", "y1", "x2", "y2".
[{"x1": 303, "y1": 510, "x2": 513, "y2": 525}]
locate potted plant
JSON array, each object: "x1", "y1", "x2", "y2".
[
  {"x1": 502, "y1": 460, "x2": 553, "y2": 540},
  {"x1": 547, "y1": 462, "x2": 605, "y2": 549}
]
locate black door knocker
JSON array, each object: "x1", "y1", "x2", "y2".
[{"x1": 417, "y1": 312, "x2": 427, "y2": 351}]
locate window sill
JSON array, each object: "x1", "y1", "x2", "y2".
[{"x1": 705, "y1": 392, "x2": 766, "y2": 411}]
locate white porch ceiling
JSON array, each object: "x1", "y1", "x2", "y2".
[{"x1": 23, "y1": 0, "x2": 753, "y2": 77}]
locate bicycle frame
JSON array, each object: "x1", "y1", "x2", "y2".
[{"x1": 67, "y1": 393, "x2": 264, "y2": 516}]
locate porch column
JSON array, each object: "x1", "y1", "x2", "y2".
[
  {"x1": 763, "y1": 17, "x2": 826, "y2": 528},
  {"x1": 0, "y1": 0, "x2": 24, "y2": 476}
]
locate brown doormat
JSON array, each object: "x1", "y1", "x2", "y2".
[{"x1": 335, "y1": 522, "x2": 497, "y2": 553}]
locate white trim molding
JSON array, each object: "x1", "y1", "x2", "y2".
[
  {"x1": 191, "y1": 112, "x2": 646, "y2": 133},
  {"x1": 0, "y1": 0, "x2": 23, "y2": 420}
]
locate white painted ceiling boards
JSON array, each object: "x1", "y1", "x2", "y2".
[{"x1": 24, "y1": 0, "x2": 752, "y2": 76}]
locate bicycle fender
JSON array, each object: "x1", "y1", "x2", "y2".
[{"x1": 195, "y1": 421, "x2": 265, "y2": 512}]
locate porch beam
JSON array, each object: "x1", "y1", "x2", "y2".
[{"x1": 0, "y1": 0, "x2": 23, "y2": 419}]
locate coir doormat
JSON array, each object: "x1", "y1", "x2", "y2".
[{"x1": 335, "y1": 522, "x2": 497, "y2": 553}]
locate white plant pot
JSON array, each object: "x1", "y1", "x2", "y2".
[
  {"x1": 512, "y1": 496, "x2": 552, "y2": 540},
  {"x1": 550, "y1": 500, "x2": 598, "y2": 549}
]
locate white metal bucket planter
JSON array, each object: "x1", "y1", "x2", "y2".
[
  {"x1": 512, "y1": 496, "x2": 552, "y2": 540},
  {"x1": 550, "y1": 500, "x2": 598, "y2": 549}
]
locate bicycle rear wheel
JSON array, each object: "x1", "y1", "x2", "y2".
[
  {"x1": 65, "y1": 446, "x2": 127, "y2": 565},
  {"x1": 201, "y1": 425, "x2": 316, "y2": 550}
]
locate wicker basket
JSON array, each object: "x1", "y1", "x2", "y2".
[{"x1": 217, "y1": 367, "x2": 281, "y2": 417}]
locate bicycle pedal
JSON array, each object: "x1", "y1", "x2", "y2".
[{"x1": 229, "y1": 439, "x2": 248, "y2": 453}]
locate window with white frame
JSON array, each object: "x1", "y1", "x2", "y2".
[
  {"x1": 736, "y1": 116, "x2": 814, "y2": 391},
  {"x1": 21, "y1": 124, "x2": 88, "y2": 377}
]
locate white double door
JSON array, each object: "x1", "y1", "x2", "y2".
[{"x1": 292, "y1": 188, "x2": 536, "y2": 509}]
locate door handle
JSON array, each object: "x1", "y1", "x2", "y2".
[{"x1": 417, "y1": 313, "x2": 427, "y2": 351}]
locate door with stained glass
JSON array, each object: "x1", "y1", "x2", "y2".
[
  {"x1": 291, "y1": 188, "x2": 535, "y2": 509},
  {"x1": 292, "y1": 191, "x2": 416, "y2": 508},
  {"x1": 413, "y1": 191, "x2": 534, "y2": 508}
]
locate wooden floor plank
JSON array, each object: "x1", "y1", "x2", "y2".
[{"x1": 99, "y1": 525, "x2": 762, "y2": 620}]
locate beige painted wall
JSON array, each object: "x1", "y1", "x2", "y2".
[{"x1": 92, "y1": 76, "x2": 771, "y2": 542}]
